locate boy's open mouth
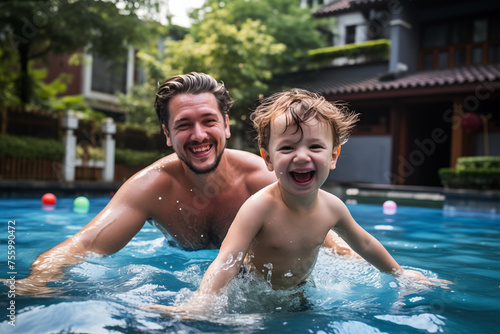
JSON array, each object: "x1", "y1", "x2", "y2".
[{"x1": 290, "y1": 171, "x2": 315, "y2": 184}]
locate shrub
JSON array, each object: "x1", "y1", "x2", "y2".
[
  {"x1": 0, "y1": 134, "x2": 64, "y2": 161},
  {"x1": 115, "y1": 148, "x2": 167, "y2": 168},
  {"x1": 439, "y1": 156, "x2": 500, "y2": 190}
]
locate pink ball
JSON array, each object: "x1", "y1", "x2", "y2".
[
  {"x1": 41, "y1": 193, "x2": 57, "y2": 206},
  {"x1": 383, "y1": 200, "x2": 397, "y2": 215}
]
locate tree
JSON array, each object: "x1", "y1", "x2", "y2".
[{"x1": 0, "y1": 0, "x2": 160, "y2": 108}]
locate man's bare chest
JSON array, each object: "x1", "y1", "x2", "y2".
[{"x1": 150, "y1": 187, "x2": 249, "y2": 249}]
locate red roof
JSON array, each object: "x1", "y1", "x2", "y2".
[{"x1": 301, "y1": 64, "x2": 500, "y2": 98}]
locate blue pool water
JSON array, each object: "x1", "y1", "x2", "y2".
[{"x1": 0, "y1": 197, "x2": 499, "y2": 334}]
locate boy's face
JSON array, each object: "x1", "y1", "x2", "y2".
[
  {"x1": 163, "y1": 92, "x2": 231, "y2": 174},
  {"x1": 261, "y1": 113, "x2": 339, "y2": 195}
]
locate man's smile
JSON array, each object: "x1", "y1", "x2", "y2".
[{"x1": 188, "y1": 143, "x2": 213, "y2": 156}]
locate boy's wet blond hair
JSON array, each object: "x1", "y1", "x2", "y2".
[{"x1": 251, "y1": 88, "x2": 359, "y2": 150}]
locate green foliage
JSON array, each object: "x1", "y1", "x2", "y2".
[
  {"x1": 456, "y1": 156, "x2": 500, "y2": 169},
  {"x1": 117, "y1": 22, "x2": 187, "y2": 131},
  {"x1": 308, "y1": 39, "x2": 391, "y2": 63},
  {"x1": 0, "y1": 47, "x2": 20, "y2": 107},
  {"x1": 76, "y1": 145, "x2": 106, "y2": 161},
  {"x1": 0, "y1": 134, "x2": 64, "y2": 161},
  {"x1": 0, "y1": 0, "x2": 160, "y2": 105},
  {"x1": 115, "y1": 148, "x2": 164, "y2": 168},
  {"x1": 438, "y1": 156, "x2": 500, "y2": 190},
  {"x1": 125, "y1": 0, "x2": 325, "y2": 132}
]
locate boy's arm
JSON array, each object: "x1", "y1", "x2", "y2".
[
  {"x1": 332, "y1": 202, "x2": 442, "y2": 285},
  {"x1": 148, "y1": 194, "x2": 267, "y2": 314}
]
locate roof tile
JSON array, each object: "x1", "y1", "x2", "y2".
[{"x1": 301, "y1": 64, "x2": 500, "y2": 95}]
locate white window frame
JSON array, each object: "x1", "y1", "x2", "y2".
[{"x1": 81, "y1": 46, "x2": 135, "y2": 104}]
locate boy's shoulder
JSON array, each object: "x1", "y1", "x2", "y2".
[{"x1": 319, "y1": 189, "x2": 348, "y2": 210}]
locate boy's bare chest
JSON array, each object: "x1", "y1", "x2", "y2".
[{"x1": 258, "y1": 210, "x2": 332, "y2": 252}]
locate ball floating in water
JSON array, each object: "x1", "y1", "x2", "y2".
[
  {"x1": 73, "y1": 196, "x2": 90, "y2": 213},
  {"x1": 41, "y1": 193, "x2": 57, "y2": 206},
  {"x1": 383, "y1": 200, "x2": 397, "y2": 215}
]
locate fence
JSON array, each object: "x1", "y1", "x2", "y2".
[{"x1": 0, "y1": 107, "x2": 164, "y2": 182}]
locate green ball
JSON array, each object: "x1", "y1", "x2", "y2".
[{"x1": 73, "y1": 196, "x2": 90, "y2": 213}]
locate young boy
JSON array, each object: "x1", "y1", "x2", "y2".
[{"x1": 149, "y1": 88, "x2": 446, "y2": 314}]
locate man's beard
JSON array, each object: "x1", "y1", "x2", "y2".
[{"x1": 180, "y1": 147, "x2": 225, "y2": 175}]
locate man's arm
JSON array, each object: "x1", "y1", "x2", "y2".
[{"x1": 7, "y1": 177, "x2": 151, "y2": 295}]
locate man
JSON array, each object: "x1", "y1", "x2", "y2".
[{"x1": 10, "y1": 72, "x2": 351, "y2": 294}]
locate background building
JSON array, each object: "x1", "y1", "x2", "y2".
[{"x1": 289, "y1": 0, "x2": 500, "y2": 186}]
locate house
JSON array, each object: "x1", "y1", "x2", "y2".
[
  {"x1": 289, "y1": 0, "x2": 500, "y2": 187},
  {"x1": 44, "y1": 47, "x2": 137, "y2": 122}
]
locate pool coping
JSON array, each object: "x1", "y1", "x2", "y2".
[
  {"x1": 0, "y1": 180, "x2": 121, "y2": 198},
  {"x1": 322, "y1": 181, "x2": 446, "y2": 208},
  {"x1": 1, "y1": 180, "x2": 497, "y2": 214}
]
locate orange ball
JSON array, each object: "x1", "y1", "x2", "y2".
[{"x1": 41, "y1": 193, "x2": 57, "y2": 206}]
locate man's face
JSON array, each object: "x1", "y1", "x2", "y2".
[{"x1": 163, "y1": 93, "x2": 231, "y2": 174}]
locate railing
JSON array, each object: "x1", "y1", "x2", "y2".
[{"x1": 0, "y1": 158, "x2": 62, "y2": 180}]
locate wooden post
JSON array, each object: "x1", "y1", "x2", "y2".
[{"x1": 450, "y1": 101, "x2": 464, "y2": 168}]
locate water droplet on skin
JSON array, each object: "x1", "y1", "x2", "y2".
[
  {"x1": 284, "y1": 271, "x2": 293, "y2": 278},
  {"x1": 190, "y1": 189, "x2": 193, "y2": 192},
  {"x1": 158, "y1": 197, "x2": 162, "y2": 200},
  {"x1": 179, "y1": 208, "x2": 182, "y2": 211},
  {"x1": 201, "y1": 234, "x2": 204, "y2": 238},
  {"x1": 176, "y1": 200, "x2": 179, "y2": 203}
]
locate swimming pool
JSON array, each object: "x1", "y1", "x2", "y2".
[{"x1": 0, "y1": 197, "x2": 498, "y2": 333}]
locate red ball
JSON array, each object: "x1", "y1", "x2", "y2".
[{"x1": 42, "y1": 193, "x2": 57, "y2": 206}]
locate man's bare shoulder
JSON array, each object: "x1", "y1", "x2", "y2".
[
  {"x1": 118, "y1": 153, "x2": 183, "y2": 195},
  {"x1": 224, "y1": 149, "x2": 276, "y2": 191},
  {"x1": 224, "y1": 149, "x2": 266, "y2": 170}
]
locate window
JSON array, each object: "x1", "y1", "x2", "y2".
[
  {"x1": 419, "y1": 13, "x2": 500, "y2": 69},
  {"x1": 82, "y1": 46, "x2": 135, "y2": 106},
  {"x1": 489, "y1": 45, "x2": 500, "y2": 62},
  {"x1": 473, "y1": 19, "x2": 488, "y2": 43},
  {"x1": 455, "y1": 49, "x2": 466, "y2": 66},
  {"x1": 345, "y1": 25, "x2": 357, "y2": 44},
  {"x1": 91, "y1": 53, "x2": 127, "y2": 95},
  {"x1": 423, "y1": 24, "x2": 447, "y2": 48}
]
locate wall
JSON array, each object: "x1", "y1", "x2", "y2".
[
  {"x1": 334, "y1": 12, "x2": 367, "y2": 46},
  {"x1": 328, "y1": 135, "x2": 392, "y2": 184},
  {"x1": 475, "y1": 133, "x2": 500, "y2": 156}
]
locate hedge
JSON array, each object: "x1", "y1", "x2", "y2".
[
  {"x1": 308, "y1": 39, "x2": 390, "y2": 61},
  {"x1": 456, "y1": 156, "x2": 500, "y2": 169},
  {"x1": 115, "y1": 148, "x2": 166, "y2": 168},
  {"x1": 0, "y1": 134, "x2": 64, "y2": 161},
  {"x1": 439, "y1": 156, "x2": 500, "y2": 190}
]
